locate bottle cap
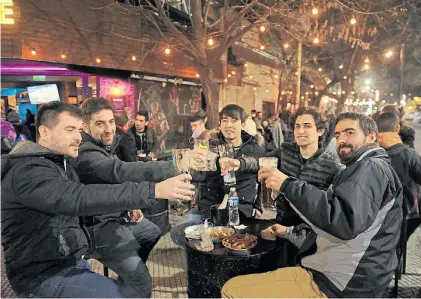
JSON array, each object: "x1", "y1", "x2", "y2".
[{"x1": 230, "y1": 187, "x2": 236, "y2": 192}]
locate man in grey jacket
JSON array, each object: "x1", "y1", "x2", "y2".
[{"x1": 222, "y1": 112, "x2": 403, "y2": 298}]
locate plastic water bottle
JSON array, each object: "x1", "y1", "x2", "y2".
[{"x1": 228, "y1": 187, "x2": 240, "y2": 226}]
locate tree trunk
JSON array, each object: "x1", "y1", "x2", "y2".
[{"x1": 200, "y1": 70, "x2": 220, "y2": 129}]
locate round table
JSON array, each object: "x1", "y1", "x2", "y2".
[{"x1": 185, "y1": 219, "x2": 290, "y2": 298}]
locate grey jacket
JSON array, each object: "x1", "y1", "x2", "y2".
[{"x1": 283, "y1": 147, "x2": 403, "y2": 297}]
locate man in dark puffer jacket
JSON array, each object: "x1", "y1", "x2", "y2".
[
  {"x1": 1, "y1": 102, "x2": 194, "y2": 298},
  {"x1": 170, "y1": 104, "x2": 266, "y2": 246}
]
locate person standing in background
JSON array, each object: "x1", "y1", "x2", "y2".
[
  {"x1": 114, "y1": 111, "x2": 138, "y2": 162},
  {"x1": 131, "y1": 111, "x2": 159, "y2": 161}
]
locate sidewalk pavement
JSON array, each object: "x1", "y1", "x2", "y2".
[{"x1": 2, "y1": 210, "x2": 421, "y2": 298}]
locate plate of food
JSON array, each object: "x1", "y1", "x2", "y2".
[
  {"x1": 222, "y1": 233, "x2": 258, "y2": 255},
  {"x1": 207, "y1": 226, "x2": 235, "y2": 243},
  {"x1": 184, "y1": 224, "x2": 205, "y2": 240}
]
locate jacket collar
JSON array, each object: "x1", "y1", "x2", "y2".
[{"x1": 81, "y1": 132, "x2": 121, "y2": 155}]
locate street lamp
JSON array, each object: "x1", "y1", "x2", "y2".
[{"x1": 385, "y1": 50, "x2": 393, "y2": 58}]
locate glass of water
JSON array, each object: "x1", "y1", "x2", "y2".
[
  {"x1": 218, "y1": 144, "x2": 237, "y2": 186},
  {"x1": 258, "y1": 157, "x2": 278, "y2": 208}
]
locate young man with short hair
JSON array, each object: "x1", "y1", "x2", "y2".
[
  {"x1": 170, "y1": 104, "x2": 266, "y2": 246},
  {"x1": 222, "y1": 112, "x2": 403, "y2": 298},
  {"x1": 1, "y1": 102, "x2": 194, "y2": 298},
  {"x1": 131, "y1": 111, "x2": 158, "y2": 160},
  {"x1": 189, "y1": 109, "x2": 208, "y2": 143},
  {"x1": 376, "y1": 112, "x2": 421, "y2": 240}
]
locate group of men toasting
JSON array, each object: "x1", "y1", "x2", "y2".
[{"x1": 2, "y1": 96, "x2": 419, "y2": 298}]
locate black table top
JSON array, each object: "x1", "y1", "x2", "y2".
[{"x1": 185, "y1": 218, "x2": 282, "y2": 258}]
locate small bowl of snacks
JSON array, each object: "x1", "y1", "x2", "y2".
[
  {"x1": 222, "y1": 233, "x2": 258, "y2": 256},
  {"x1": 207, "y1": 226, "x2": 235, "y2": 243}
]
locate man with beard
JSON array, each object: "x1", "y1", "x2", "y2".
[
  {"x1": 1, "y1": 102, "x2": 194, "y2": 298},
  {"x1": 222, "y1": 112, "x2": 403, "y2": 298},
  {"x1": 72, "y1": 97, "x2": 198, "y2": 297}
]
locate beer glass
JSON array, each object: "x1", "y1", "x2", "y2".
[{"x1": 258, "y1": 157, "x2": 278, "y2": 208}]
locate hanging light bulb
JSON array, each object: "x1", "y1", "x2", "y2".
[
  {"x1": 266, "y1": 89, "x2": 269, "y2": 93},
  {"x1": 260, "y1": 45, "x2": 265, "y2": 50},
  {"x1": 31, "y1": 49, "x2": 37, "y2": 55},
  {"x1": 283, "y1": 43, "x2": 289, "y2": 49},
  {"x1": 274, "y1": 74, "x2": 279, "y2": 79},
  {"x1": 249, "y1": 75, "x2": 253, "y2": 79},
  {"x1": 312, "y1": 8, "x2": 319, "y2": 15},
  {"x1": 244, "y1": 62, "x2": 248, "y2": 67},
  {"x1": 231, "y1": 70, "x2": 236, "y2": 75},
  {"x1": 253, "y1": 87, "x2": 257, "y2": 91},
  {"x1": 260, "y1": 25, "x2": 266, "y2": 32},
  {"x1": 228, "y1": 74, "x2": 232, "y2": 78},
  {"x1": 60, "y1": 53, "x2": 66, "y2": 59},
  {"x1": 96, "y1": 57, "x2": 101, "y2": 64},
  {"x1": 164, "y1": 47, "x2": 171, "y2": 55},
  {"x1": 131, "y1": 55, "x2": 137, "y2": 61},
  {"x1": 364, "y1": 57, "x2": 369, "y2": 63},
  {"x1": 195, "y1": 73, "x2": 200, "y2": 78},
  {"x1": 339, "y1": 64, "x2": 344, "y2": 69},
  {"x1": 343, "y1": 76, "x2": 348, "y2": 79},
  {"x1": 224, "y1": 79, "x2": 228, "y2": 83},
  {"x1": 207, "y1": 37, "x2": 214, "y2": 46},
  {"x1": 364, "y1": 64, "x2": 370, "y2": 70},
  {"x1": 313, "y1": 37, "x2": 320, "y2": 44},
  {"x1": 350, "y1": 17, "x2": 357, "y2": 25},
  {"x1": 310, "y1": 84, "x2": 315, "y2": 88},
  {"x1": 318, "y1": 67, "x2": 322, "y2": 72}
]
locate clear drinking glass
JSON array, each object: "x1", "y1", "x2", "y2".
[
  {"x1": 218, "y1": 144, "x2": 236, "y2": 186},
  {"x1": 258, "y1": 157, "x2": 278, "y2": 208},
  {"x1": 172, "y1": 148, "x2": 194, "y2": 211},
  {"x1": 193, "y1": 139, "x2": 209, "y2": 171}
]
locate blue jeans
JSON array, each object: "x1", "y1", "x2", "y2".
[
  {"x1": 170, "y1": 208, "x2": 207, "y2": 246},
  {"x1": 29, "y1": 259, "x2": 139, "y2": 298}
]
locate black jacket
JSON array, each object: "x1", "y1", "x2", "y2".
[
  {"x1": 71, "y1": 132, "x2": 174, "y2": 253},
  {"x1": 130, "y1": 126, "x2": 159, "y2": 156},
  {"x1": 283, "y1": 147, "x2": 403, "y2": 297},
  {"x1": 238, "y1": 143, "x2": 343, "y2": 226},
  {"x1": 198, "y1": 130, "x2": 266, "y2": 218},
  {"x1": 385, "y1": 143, "x2": 421, "y2": 219},
  {"x1": 115, "y1": 126, "x2": 138, "y2": 162},
  {"x1": 1, "y1": 141, "x2": 158, "y2": 295}
]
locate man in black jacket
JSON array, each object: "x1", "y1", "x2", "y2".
[
  {"x1": 381, "y1": 104, "x2": 416, "y2": 148},
  {"x1": 114, "y1": 111, "x2": 138, "y2": 162},
  {"x1": 72, "y1": 97, "x2": 199, "y2": 297},
  {"x1": 170, "y1": 104, "x2": 266, "y2": 246},
  {"x1": 1, "y1": 102, "x2": 194, "y2": 298},
  {"x1": 131, "y1": 111, "x2": 159, "y2": 161},
  {"x1": 376, "y1": 112, "x2": 421, "y2": 239},
  {"x1": 222, "y1": 112, "x2": 403, "y2": 298}
]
